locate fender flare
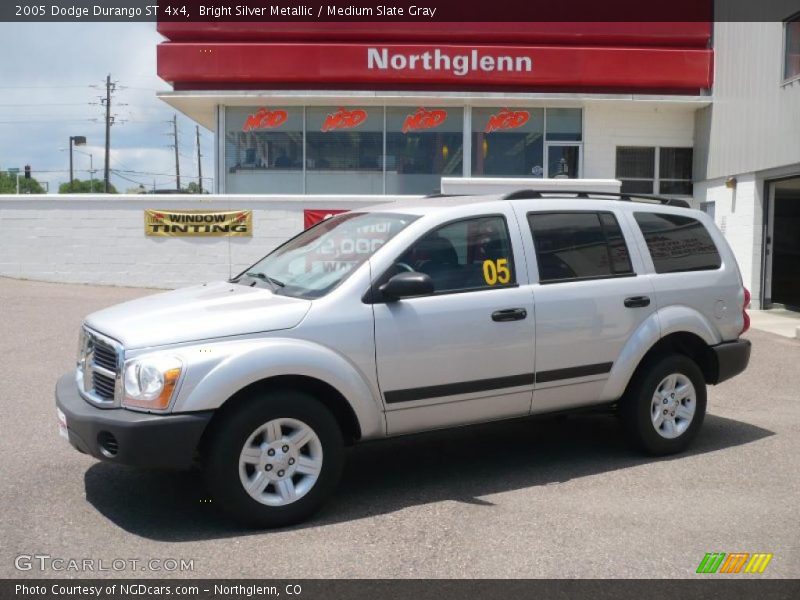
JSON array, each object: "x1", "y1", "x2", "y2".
[
  {"x1": 174, "y1": 338, "x2": 384, "y2": 439},
  {"x1": 601, "y1": 305, "x2": 721, "y2": 401}
]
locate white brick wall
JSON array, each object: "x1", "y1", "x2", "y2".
[
  {"x1": 583, "y1": 102, "x2": 696, "y2": 180},
  {"x1": 0, "y1": 195, "x2": 396, "y2": 289},
  {"x1": 694, "y1": 174, "x2": 763, "y2": 304}
]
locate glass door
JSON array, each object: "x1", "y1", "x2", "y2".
[{"x1": 545, "y1": 143, "x2": 581, "y2": 179}]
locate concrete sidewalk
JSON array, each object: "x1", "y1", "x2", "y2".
[{"x1": 749, "y1": 308, "x2": 800, "y2": 339}]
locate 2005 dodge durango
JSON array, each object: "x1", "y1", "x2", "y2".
[{"x1": 56, "y1": 191, "x2": 752, "y2": 527}]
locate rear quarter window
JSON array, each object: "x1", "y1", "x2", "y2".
[{"x1": 633, "y1": 212, "x2": 721, "y2": 273}]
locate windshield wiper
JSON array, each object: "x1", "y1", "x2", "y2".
[{"x1": 244, "y1": 272, "x2": 285, "y2": 290}]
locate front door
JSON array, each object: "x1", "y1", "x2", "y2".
[{"x1": 372, "y1": 213, "x2": 535, "y2": 435}]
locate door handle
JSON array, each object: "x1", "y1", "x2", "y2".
[
  {"x1": 492, "y1": 308, "x2": 528, "y2": 322},
  {"x1": 624, "y1": 296, "x2": 651, "y2": 308}
]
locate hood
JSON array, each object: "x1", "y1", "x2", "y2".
[{"x1": 85, "y1": 281, "x2": 311, "y2": 349}]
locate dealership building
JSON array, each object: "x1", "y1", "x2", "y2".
[{"x1": 156, "y1": 16, "x2": 800, "y2": 309}]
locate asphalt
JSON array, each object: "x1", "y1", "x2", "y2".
[{"x1": 0, "y1": 277, "x2": 797, "y2": 579}]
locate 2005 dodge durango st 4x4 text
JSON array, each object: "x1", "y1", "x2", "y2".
[{"x1": 56, "y1": 191, "x2": 752, "y2": 527}]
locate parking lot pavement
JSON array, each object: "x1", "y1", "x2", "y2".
[{"x1": 0, "y1": 276, "x2": 798, "y2": 579}]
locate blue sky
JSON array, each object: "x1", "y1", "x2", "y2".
[{"x1": 0, "y1": 22, "x2": 214, "y2": 193}]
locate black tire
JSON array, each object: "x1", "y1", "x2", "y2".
[
  {"x1": 203, "y1": 390, "x2": 344, "y2": 528},
  {"x1": 620, "y1": 354, "x2": 707, "y2": 455}
]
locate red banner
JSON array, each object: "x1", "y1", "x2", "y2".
[
  {"x1": 158, "y1": 43, "x2": 713, "y2": 92},
  {"x1": 158, "y1": 22, "x2": 712, "y2": 46},
  {"x1": 304, "y1": 209, "x2": 349, "y2": 229}
]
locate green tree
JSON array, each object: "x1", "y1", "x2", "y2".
[
  {"x1": 184, "y1": 181, "x2": 207, "y2": 194},
  {"x1": 0, "y1": 171, "x2": 45, "y2": 194},
  {"x1": 58, "y1": 179, "x2": 117, "y2": 194}
]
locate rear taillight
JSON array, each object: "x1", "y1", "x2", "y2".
[{"x1": 741, "y1": 287, "x2": 751, "y2": 334}]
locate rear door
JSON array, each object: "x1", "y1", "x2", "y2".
[{"x1": 513, "y1": 205, "x2": 656, "y2": 413}]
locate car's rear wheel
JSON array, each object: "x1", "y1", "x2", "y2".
[
  {"x1": 621, "y1": 354, "x2": 707, "y2": 455},
  {"x1": 203, "y1": 390, "x2": 344, "y2": 527}
]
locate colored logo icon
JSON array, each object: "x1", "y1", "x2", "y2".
[
  {"x1": 484, "y1": 108, "x2": 530, "y2": 133},
  {"x1": 696, "y1": 552, "x2": 773, "y2": 574},
  {"x1": 242, "y1": 108, "x2": 288, "y2": 132},
  {"x1": 402, "y1": 107, "x2": 448, "y2": 133},
  {"x1": 321, "y1": 108, "x2": 368, "y2": 131}
]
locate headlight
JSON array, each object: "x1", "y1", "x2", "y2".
[{"x1": 123, "y1": 356, "x2": 183, "y2": 411}]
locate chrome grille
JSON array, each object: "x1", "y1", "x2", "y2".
[
  {"x1": 93, "y1": 341, "x2": 118, "y2": 372},
  {"x1": 92, "y1": 371, "x2": 116, "y2": 400},
  {"x1": 78, "y1": 327, "x2": 123, "y2": 406}
]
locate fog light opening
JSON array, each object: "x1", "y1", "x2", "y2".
[{"x1": 97, "y1": 431, "x2": 119, "y2": 458}]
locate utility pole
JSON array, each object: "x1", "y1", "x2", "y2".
[
  {"x1": 196, "y1": 125, "x2": 203, "y2": 193},
  {"x1": 172, "y1": 114, "x2": 181, "y2": 191},
  {"x1": 101, "y1": 74, "x2": 116, "y2": 193}
]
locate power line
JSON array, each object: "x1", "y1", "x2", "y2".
[
  {"x1": 0, "y1": 103, "x2": 92, "y2": 107},
  {"x1": 0, "y1": 84, "x2": 93, "y2": 90},
  {"x1": 0, "y1": 119, "x2": 100, "y2": 124},
  {"x1": 114, "y1": 168, "x2": 176, "y2": 177}
]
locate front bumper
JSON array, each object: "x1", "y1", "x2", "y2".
[
  {"x1": 709, "y1": 339, "x2": 752, "y2": 385},
  {"x1": 55, "y1": 373, "x2": 213, "y2": 469}
]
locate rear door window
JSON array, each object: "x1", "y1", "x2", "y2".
[
  {"x1": 633, "y1": 212, "x2": 721, "y2": 273},
  {"x1": 527, "y1": 211, "x2": 634, "y2": 283}
]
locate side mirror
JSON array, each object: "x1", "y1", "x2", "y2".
[{"x1": 379, "y1": 272, "x2": 434, "y2": 302}]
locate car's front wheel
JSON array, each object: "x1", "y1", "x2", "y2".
[
  {"x1": 203, "y1": 390, "x2": 344, "y2": 527},
  {"x1": 621, "y1": 354, "x2": 707, "y2": 455}
]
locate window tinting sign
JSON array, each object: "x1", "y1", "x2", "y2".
[
  {"x1": 484, "y1": 108, "x2": 530, "y2": 133},
  {"x1": 401, "y1": 107, "x2": 448, "y2": 133},
  {"x1": 321, "y1": 108, "x2": 368, "y2": 132},
  {"x1": 145, "y1": 210, "x2": 252, "y2": 237},
  {"x1": 242, "y1": 108, "x2": 288, "y2": 132}
]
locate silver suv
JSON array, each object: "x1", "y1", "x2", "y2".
[{"x1": 56, "y1": 191, "x2": 751, "y2": 527}]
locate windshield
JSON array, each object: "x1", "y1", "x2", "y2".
[{"x1": 235, "y1": 212, "x2": 418, "y2": 298}]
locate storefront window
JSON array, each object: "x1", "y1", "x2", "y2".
[
  {"x1": 306, "y1": 107, "x2": 383, "y2": 194},
  {"x1": 616, "y1": 147, "x2": 655, "y2": 193},
  {"x1": 785, "y1": 16, "x2": 800, "y2": 81},
  {"x1": 658, "y1": 147, "x2": 693, "y2": 195},
  {"x1": 385, "y1": 107, "x2": 463, "y2": 195},
  {"x1": 545, "y1": 108, "x2": 582, "y2": 141},
  {"x1": 221, "y1": 105, "x2": 587, "y2": 194},
  {"x1": 615, "y1": 146, "x2": 693, "y2": 195},
  {"x1": 471, "y1": 107, "x2": 544, "y2": 178},
  {"x1": 225, "y1": 107, "x2": 303, "y2": 194}
]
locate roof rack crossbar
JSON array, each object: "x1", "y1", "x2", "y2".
[{"x1": 501, "y1": 189, "x2": 690, "y2": 208}]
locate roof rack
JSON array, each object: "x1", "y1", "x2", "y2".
[
  {"x1": 424, "y1": 192, "x2": 461, "y2": 199},
  {"x1": 502, "y1": 189, "x2": 691, "y2": 208}
]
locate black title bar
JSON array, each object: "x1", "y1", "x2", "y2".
[
  {"x1": 3, "y1": 579, "x2": 800, "y2": 600},
  {"x1": 1, "y1": 0, "x2": 798, "y2": 22}
]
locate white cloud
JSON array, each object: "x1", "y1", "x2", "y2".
[{"x1": 0, "y1": 22, "x2": 214, "y2": 193}]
